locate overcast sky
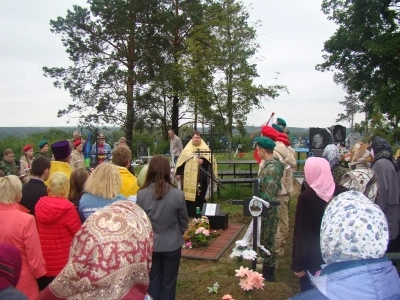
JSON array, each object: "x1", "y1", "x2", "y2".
[{"x1": 0, "y1": 0, "x2": 362, "y2": 129}]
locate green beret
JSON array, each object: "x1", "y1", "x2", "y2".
[
  {"x1": 272, "y1": 123, "x2": 284, "y2": 133},
  {"x1": 255, "y1": 136, "x2": 276, "y2": 150},
  {"x1": 277, "y1": 117, "x2": 287, "y2": 127},
  {"x1": 38, "y1": 140, "x2": 48, "y2": 148}
]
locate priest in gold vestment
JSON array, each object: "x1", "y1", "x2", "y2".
[{"x1": 175, "y1": 131, "x2": 218, "y2": 217}]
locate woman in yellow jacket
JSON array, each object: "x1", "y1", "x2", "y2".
[{"x1": 111, "y1": 145, "x2": 139, "y2": 197}]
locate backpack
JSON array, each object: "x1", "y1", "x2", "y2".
[{"x1": 340, "y1": 168, "x2": 379, "y2": 202}]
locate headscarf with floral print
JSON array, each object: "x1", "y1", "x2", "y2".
[
  {"x1": 48, "y1": 200, "x2": 153, "y2": 300},
  {"x1": 321, "y1": 191, "x2": 388, "y2": 264},
  {"x1": 322, "y1": 144, "x2": 340, "y2": 169}
]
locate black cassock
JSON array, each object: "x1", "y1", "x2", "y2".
[{"x1": 176, "y1": 158, "x2": 210, "y2": 217}]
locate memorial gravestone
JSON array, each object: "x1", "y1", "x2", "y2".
[
  {"x1": 201, "y1": 203, "x2": 228, "y2": 230},
  {"x1": 332, "y1": 125, "x2": 346, "y2": 146},
  {"x1": 348, "y1": 132, "x2": 362, "y2": 149},
  {"x1": 309, "y1": 127, "x2": 332, "y2": 157},
  {"x1": 137, "y1": 142, "x2": 150, "y2": 162}
]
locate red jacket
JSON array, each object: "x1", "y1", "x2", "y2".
[{"x1": 35, "y1": 196, "x2": 81, "y2": 277}]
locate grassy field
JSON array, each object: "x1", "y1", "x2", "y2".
[{"x1": 174, "y1": 152, "x2": 301, "y2": 300}]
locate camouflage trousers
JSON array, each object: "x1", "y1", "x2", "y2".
[
  {"x1": 260, "y1": 205, "x2": 280, "y2": 267},
  {"x1": 274, "y1": 194, "x2": 290, "y2": 256}
]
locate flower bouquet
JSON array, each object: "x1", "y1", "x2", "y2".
[
  {"x1": 230, "y1": 240, "x2": 258, "y2": 261},
  {"x1": 235, "y1": 266, "x2": 265, "y2": 298},
  {"x1": 183, "y1": 216, "x2": 220, "y2": 248},
  {"x1": 339, "y1": 146, "x2": 351, "y2": 167}
]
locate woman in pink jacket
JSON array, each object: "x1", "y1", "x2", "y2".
[
  {"x1": 35, "y1": 171, "x2": 81, "y2": 289},
  {"x1": 0, "y1": 175, "x2": 47, "y2": 300}
]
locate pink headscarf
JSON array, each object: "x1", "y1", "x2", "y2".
[{"x1": 304, "y1": 157, "x2": 335, "y2": 202}]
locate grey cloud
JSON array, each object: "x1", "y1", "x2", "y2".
[{"x1": 0, "y1": 0, "x2": 347, "y2": 129}]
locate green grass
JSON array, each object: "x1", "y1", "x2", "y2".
[
  {"x1": 175, "y1": 150, "x2": 302, "y2": 300},
  {"x1": 177, "y1": 195, "x2": 300, "y2": 300},
  {"x1": 137, "y1": 151, "x2": 302, "y2": 299}
]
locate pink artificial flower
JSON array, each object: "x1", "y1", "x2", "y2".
[
  {"x1": 195, "y1": 226, "x2": 205, "y2": 234},
  {"x1": 239, "y1": 277, "x2": 254, "y2": 291},
  {"x1": 185, "y1": 242, "x2": 192, "y2": 248},
  {"x1": 249, "y1": 271, "x2": 265, "y2": 290},
  {"x1": 203, "y1": 229, "x2": 210, "y2": 236},
  {"x1": 221, "y1": 294, "x2": 235, "y2": 300},
  {"x1": 235, "y1": 266, "x2": 250, "y2": 278}
]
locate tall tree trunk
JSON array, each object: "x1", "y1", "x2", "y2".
[
  {"x1": 194, "y1": 102, "x2": 198, "y2": 131},
  {"x1": 163, "y1": 91, "x2": 169, "y2": 140},
  {"x1": 125, "y1": 9, "x2": 136, "y2": 144},
  {"x1": 172, "y1": 95, "x2": 179, "y2": 135},
  {"x1": 171, "y1": 0, "x2": 180, "y2": 136},
  {"x1": 226, "y1": 0, "x2": 233, "y2": 158},
  {"x1": 350, "y1": 113, "x2": 354, "y2": 133},
  {"x1": 126, "y1": 74, "x2": 134, "y2": 144}
]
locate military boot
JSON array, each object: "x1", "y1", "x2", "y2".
[{"x1": 262, "y1": 265, "x2": 276, "y2": 282}]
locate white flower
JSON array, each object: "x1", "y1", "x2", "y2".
[
  {"x1": 235, "y1": 240, "x2": 248, "y2": 247},
  {"x1": 230, "y1": 249, "x2": 243, "y2": 259},
  {"x1": 241, "y1": 249, "x2": 258, "y2": 261}
]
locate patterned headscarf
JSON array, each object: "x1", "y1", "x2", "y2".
[
  {"x1": 49, "y1": 200, "x2": 153, "y2": 300},
  {"x1": 0, "y1": 243, "x2": 22, "y2": 290},
  {"x1": 349, "y1": 142, "x2": 373, "y2": 168},
  {"x1": 322, "y1": 144, "x2": 340, "y2": 169},
  {"x1": 321, "y1": 191, "x2": 388, "y2": 264},
  {"x1": 371, "y1": 136, "x2": 393, "y2": 164},
  {"x1": 304, "y1": 157, "x2": 335, "y2": 202}
]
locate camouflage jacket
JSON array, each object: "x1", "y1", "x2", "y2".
[
  {"x1": 258, "y1": 158, "x2": 284, "y2": 202},
  {"x1": 35, "y1": 152, "x2": 53, "y2": 161},
  {"x1": 0, "y1": 159, "x2": 18, "y2": 176}
]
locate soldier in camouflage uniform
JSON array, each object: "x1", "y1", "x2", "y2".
[
  {"x1": 36, "y1": 140, "x2": 53, "y2": 160},
  {"x1": 36, "y1": 140, "x2": 49, "y2": 157},
  {"x1": 254, "y1": 136, "x2": 284, "y2": 282},
  {"x1": 0, "y1": 148, "x2": 18, "y2": 176}
]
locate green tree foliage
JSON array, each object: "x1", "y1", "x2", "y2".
[
  {"x1": 336, "y1": 93, "x2": 362, "y2": 131},
  {"x1": 185, "y1": 0, "x2": 287, "y2": 150},
  {"x1": 43, "y1": 0, "x2": 170, "y2": 144},
  {"x1": 133, "y1": 0, "x2": 207, "y2": 139},
  {"x1": 0, "y1": 129, "x2": 72, "y2": 158},
  {"x1": 317, "y1": 0, "x2": 400, "y2": 126}
]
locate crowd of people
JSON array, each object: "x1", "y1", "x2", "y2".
[
  {"x1": 291, "y1": 137, "x2": 400, "y2": 298},
  {"x1": 1, "y1": 122, "x2": 400, "y2": 299},
  {"x1": 251, "y1": 116, "x2": 400, "y2": 299},
  {"x1": 0, "y1": 131, "x2": 191, "y2": 300}
]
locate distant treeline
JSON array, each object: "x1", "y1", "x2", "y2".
[
  {"x1": 0, "y1": 126, "x2": 314, "y2": 158},
  {"x1": 0, "y1": 126, "x2": 311, "y2": 140},
  {"x1": 0, "y1": 127, "x2": 116, "y2": 140}
]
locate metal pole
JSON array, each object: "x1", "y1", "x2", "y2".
[{"x1": 210, "y1": 122, "x2": 214, "y2": 203}]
